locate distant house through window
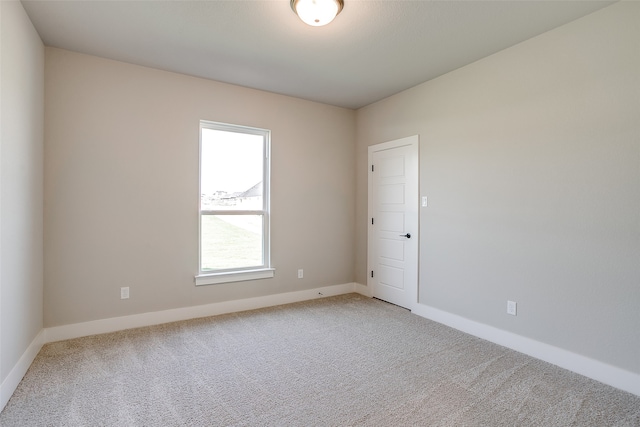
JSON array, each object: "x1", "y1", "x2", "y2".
[{"x1": 196, "y1": 121, "x2": 273, "y2": 285}]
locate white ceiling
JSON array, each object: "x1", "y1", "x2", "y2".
[{"x1": 22, "y1": 0, "x2": 614, "y2": 109}]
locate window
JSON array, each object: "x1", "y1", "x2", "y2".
[{"x1": 196, "y1": 121, "x2": 273, "y2": 285}]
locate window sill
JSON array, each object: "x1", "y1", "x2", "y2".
[{"x1": 195, "y1": 268, "x2": 275, "y2": 286}]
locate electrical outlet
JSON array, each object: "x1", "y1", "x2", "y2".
[
  {"x1": 121, "y1": 287, "x2": 130, "y2": 300},
  {"x1": 298, "y1": 269, "x2": 304, "y2": 279},
  {"x1": 507, "y1": 300, "x2": 517, "y2": 316}
]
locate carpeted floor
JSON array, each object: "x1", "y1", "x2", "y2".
[{"x1": 1, "y1": 293, "x2": 639, "y2": 426}]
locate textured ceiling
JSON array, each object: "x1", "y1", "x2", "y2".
[{"x1": 22, "y1": 0, "x2": 614, "y2": 109}]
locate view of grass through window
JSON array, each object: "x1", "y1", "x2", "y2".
[{"x1": 201, "y1": 215, "x2": 262, "y2": 270}]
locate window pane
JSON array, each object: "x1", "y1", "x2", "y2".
[
  {"x1": 198, "y1": 121, "x2": 270, "y2": 277},
  {"x1": 201, "y1": 215, "x2": 263, "y2": 270},
  {"x1": 201, "y1": 128, "x2": 263, "y2": 211}
]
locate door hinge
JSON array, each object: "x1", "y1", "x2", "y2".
[
  {"x1": 371, "y1": 218, "x2": 374, "y2": 225},
  {"x1": 371, "y1": 270, "x2": 374, "y2": 278},
  {"x1": 371, "y1": 164, "x2": 374, "y2": 172}
]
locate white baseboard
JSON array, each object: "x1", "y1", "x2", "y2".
[
  {"x1": 45, "y1": 282, "x2": 358, "y2": 343},
  {"x1": 412, "y1": 303, "x2": 640, "y2": 397},
  {"x1": 0, "y1": 330, "x2": 45, "y2": 412},
  {"x1": 354, "y1": 282, "x2": 371, "y2": 297}
]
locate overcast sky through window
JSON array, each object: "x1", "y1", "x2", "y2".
[{"x1": 201, "y1": 128, "x2": 263, "y2": 194}]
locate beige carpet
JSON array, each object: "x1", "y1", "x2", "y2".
[{"x1": 1, "y1": 294, "x2": 639, "y2": 426}]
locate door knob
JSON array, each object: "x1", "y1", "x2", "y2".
[{"x1": 400, "y1": 233, "x2": 411, "y2": 238}]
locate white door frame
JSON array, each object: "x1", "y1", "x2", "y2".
[{"x1": 367, "y1": 135, "x2": 419, "y2": 310}]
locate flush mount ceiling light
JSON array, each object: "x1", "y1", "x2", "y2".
[{"x1": 291, "y1": 0, "x2": 344, "y2": 27}]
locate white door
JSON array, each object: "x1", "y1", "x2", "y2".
[{"x1": 368, "y1": 136, "x2": 419, "y2": 310}]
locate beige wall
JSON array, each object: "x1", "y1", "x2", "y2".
[
  {"x1": 44, "y1": 48, "x2": 355, "y2": 327},
  {"x1": 0, "y1": 0, "x2": 44, "y2": 384},
  {"x1": 356, "y1": 2, "x2": 640, "y2": 374}
]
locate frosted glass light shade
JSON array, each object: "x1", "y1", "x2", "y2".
[{"x1": 291, "y1": 0, "x2": 344, "y2": 27}]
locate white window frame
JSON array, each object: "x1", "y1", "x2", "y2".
[{"x1": 195, "y1": 120, "x2": 273, "y2": 286}]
